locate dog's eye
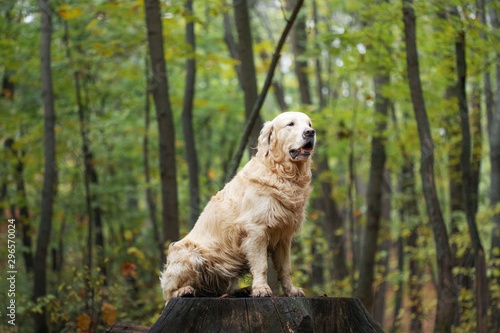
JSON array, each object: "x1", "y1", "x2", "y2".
[
  {"x1": 287, "y1": 122, "x2": 294, "y2": 127},
  {"x1": 309, "y1": 122, "x2": 312, "y2": 127}
]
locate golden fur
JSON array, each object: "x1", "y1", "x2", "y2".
[{"x1": 160, "y1": 111, "x2": 316, "y2": 303}]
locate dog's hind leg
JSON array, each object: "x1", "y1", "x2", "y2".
[{"x1": 159, "y1": 241, "x2": 205, "y2": 304}]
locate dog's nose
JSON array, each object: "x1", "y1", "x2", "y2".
[{"x1": 303, "y1": 129, "x2": 315, "y2": 139}]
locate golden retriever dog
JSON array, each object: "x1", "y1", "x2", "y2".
[{"x1": 160, "y1": 111, "x2": 316, "y2": 303}]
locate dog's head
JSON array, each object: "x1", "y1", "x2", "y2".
[{"x1": 257, "y1": 111, "x2": 316, "y2": 163}]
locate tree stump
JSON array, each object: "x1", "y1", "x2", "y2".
[
  {"x1": 148, "y1": 297, "x2": 384, "y2": 333},
  {"x1": 105, "y1": 322, "x2": 149, "y2": 333}
]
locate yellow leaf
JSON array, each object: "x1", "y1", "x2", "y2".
[
  {"x1": 401, "y1": 228, "x2": 411, "y2": 238},
  {"x1": 101, "y1": 302, "x2": 117, "y2": 325},
  {"x1": 85, "y1": 18, "x2": 98, "y2": 30},
  {"x1": 59, "y1": 6, "x2": 84, "y2": 20},
  {"x1": 76, "y1": 313, "x2": 90, "y2": 331},
  {"x1": 124, "y1": 229, "x2": 133, "y2": 241},
  {"x1": 127, "y1": 246, "x2": 146, "y2": 260},
  {"x1": 207, "y1": 169, "x2": 217, "y2": 180}
]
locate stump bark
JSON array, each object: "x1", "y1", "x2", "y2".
[{"x1": 148, "y1": 297, "x2": 383, "y2": 333}]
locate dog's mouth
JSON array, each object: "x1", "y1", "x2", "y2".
[{"x1": 289, "y1": 140, "x2": 315, "y2": 160}]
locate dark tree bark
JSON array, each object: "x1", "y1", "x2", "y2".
[
  {"x1": 149, "y1": 297, "x2": 384, "y2": 333},
  {"x1": 144, "y1": 58, "x2": 163, "y2": 265},
  {"x1": 223, "y1": 12, "x2": 243, "y2": 85},
  {"x1": 144, "y1": 0, "x2": 180, "y2": 245},
  {"x1": 390, "y1": 237, "x2": 404, "y2": 333},
  {"x1": 286, "y1": 0, "x2": 312, "y2": 105},
  {"x1": 182, "y1": 0, "x2": 200, "y2": 229},
  {"x1": 455, "y1": 29, "x2": 489, "y2": 333},
  {"x1": 316, "y1": 157, "x2": 349, "y2": 282},
  {"x1": 356, "y1": 73, "x2": 390, "y2": 314},
  {"x1": 5, "y1": 139, "x2": 34, "y2": 274},
  {"x1": 403, "y1": 161, "x2": 423, "y2": 333},
  {"x1": 444, "y1": 82, "x2": 472, "y2": 326},
  {"x1": 373, "y1": 173, "x2": 391, "y2": 326},
  {"x1": 312, "y1": 0, "x2": 327, "y2": 109},
  {"x1": 402, "y1": 1, "x2": 457, "y2": 331},
  {"x1": 35, "y1": 1, "x2": 58, "y2": 331},
  {"x1": 232, "y1": 0, "x2": 263, "y2": 156}
]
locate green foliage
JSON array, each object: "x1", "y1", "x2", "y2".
[{"x1": 1, "y1": 0, "x2": 499, "y2": 331}]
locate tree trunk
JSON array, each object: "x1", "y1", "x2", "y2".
[
  {"x1": 397, "y1": 155, "x2": 423, "y2": 333},
  {"x1": 356, "y1": 73, "x2": 390, "y2": 314},
  {"x1": 143, "y1": 58, "x2": 163, "y2": 265},
  {"x1": 373, "y1": 172, "x2": 391, "y2": 326},
  {"x1": 232, "y1": 0, "x2": 263, "y2": 156},
  {"x1": 144, "y1": 0, "x2": 180, "y2": 245},
  {"x1": 182, "y1": 0, "x2": 200, "y2": 229},
  {"x1": 35, "y1": 0, "x2": 57, "y2": 331},
  {"x1": 316, "y1": 157, "x2": 349, "y2": 282},
  {"x1": 223, "y1": 12, "x2": 243, "y2": 86},
  {"x1": 149, "y1": 297, "x2": 384, "y2": 333},
  {"x1": 402, "y1": 1, "x2": 457, "y2": 331},
  {"x1": 455, "y1": 29, "x2": 489, "y2": 333},
  {"x1": 286, "y1": 0, "x2": 312, "y2": 105},
  {"x1": 390, "y1": 236, "x2": 404, "y2": 333},
  {"x1": 312, "y1": 0, "x2": 327, "y2": 109},
  {"x1": 5, "y1": 139, "x2": 34, "y2": 274}
]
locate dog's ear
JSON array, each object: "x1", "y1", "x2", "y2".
[{"x1": 257, "y1": 121, "x2": 273, "y2": 156}]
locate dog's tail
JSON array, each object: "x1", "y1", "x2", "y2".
[{"x1": 159, "y1": 240, "x2": 205, "y2": 304}]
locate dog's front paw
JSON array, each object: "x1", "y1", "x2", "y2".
[
  {"x1": 285, "y1": 286, "x2": 305, "y2": 297},
  {"x1": 174, "y1": 286, "x2": 196, "y2": 298},
  {"x1": 251, "y1": 285, "x2": 273, "y2": 297}
]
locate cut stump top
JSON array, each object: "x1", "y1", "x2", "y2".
[{"x1": 146, "y1": 297, "x2": 384, "y2": 333}]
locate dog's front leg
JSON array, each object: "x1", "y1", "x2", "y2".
[
  {"x1": 272, "y1": 238, "x2": 305, "y2": 297},
  {"x1": 242, "y1": 231, "x2": 272, "y2": 297}
]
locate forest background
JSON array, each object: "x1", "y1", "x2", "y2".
[{"x1": 1, "y1": 0, "x2": 500, "y2": 332}]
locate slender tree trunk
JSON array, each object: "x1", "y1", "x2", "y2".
[
  {"x1": 143, "y1": 58, "x2": 163, "y2": 265},
  {"x1": 144, "y1": 0, "x2": 179, "y2": 246},
  {"x1": 348, "y1": 101, "x2": 360, "y2": 280},
  {"x1": 373, "y1": 173, "x2": 391, "y2": 326},
  {"x1": 444, "y1": 81, "x2": 471, "y2": 327},
  {"x1": 35, "y1": 1, "x2": 57, "y2": 331},
  {"x1": 312, "y1": 0, "x2": 327, "y2": 109},
  {"x1": 182, "y1": 0, "x2": 200, "y2": 229},
  {"x1": 316, "y1": 157, "x2": 349, "y2": 281},
  {"x1": 402, "y1": 1, "x2": 457, "y2": 331},
  {"x1": 286, "y1": 0, "x2": 312, "y2": 105},
  {"x1": 232, "y1": 0, "x2": 263, "y2": 156},
  {"x1": 5, "y1": 139, "x2": 34, "y2": 274},
  {"x1": 403, "y1": 160, "x2": 424, "y2": 333},
  {"x1": 223, "y1": 12, "x2": 243, "y2": 85},
  {"x1": 356, "y1": 73, "x2": 390, "y2": 313},
  {"x1": 390, "y1": 236, "x2": 404, "y2": 333},
  {"x1": 455, "y1": 30, "x2": 489, "y2": 333}
]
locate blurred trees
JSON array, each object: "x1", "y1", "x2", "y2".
[{"x1": 1, "y1": 0, "x2": 499, "y2": 332}]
